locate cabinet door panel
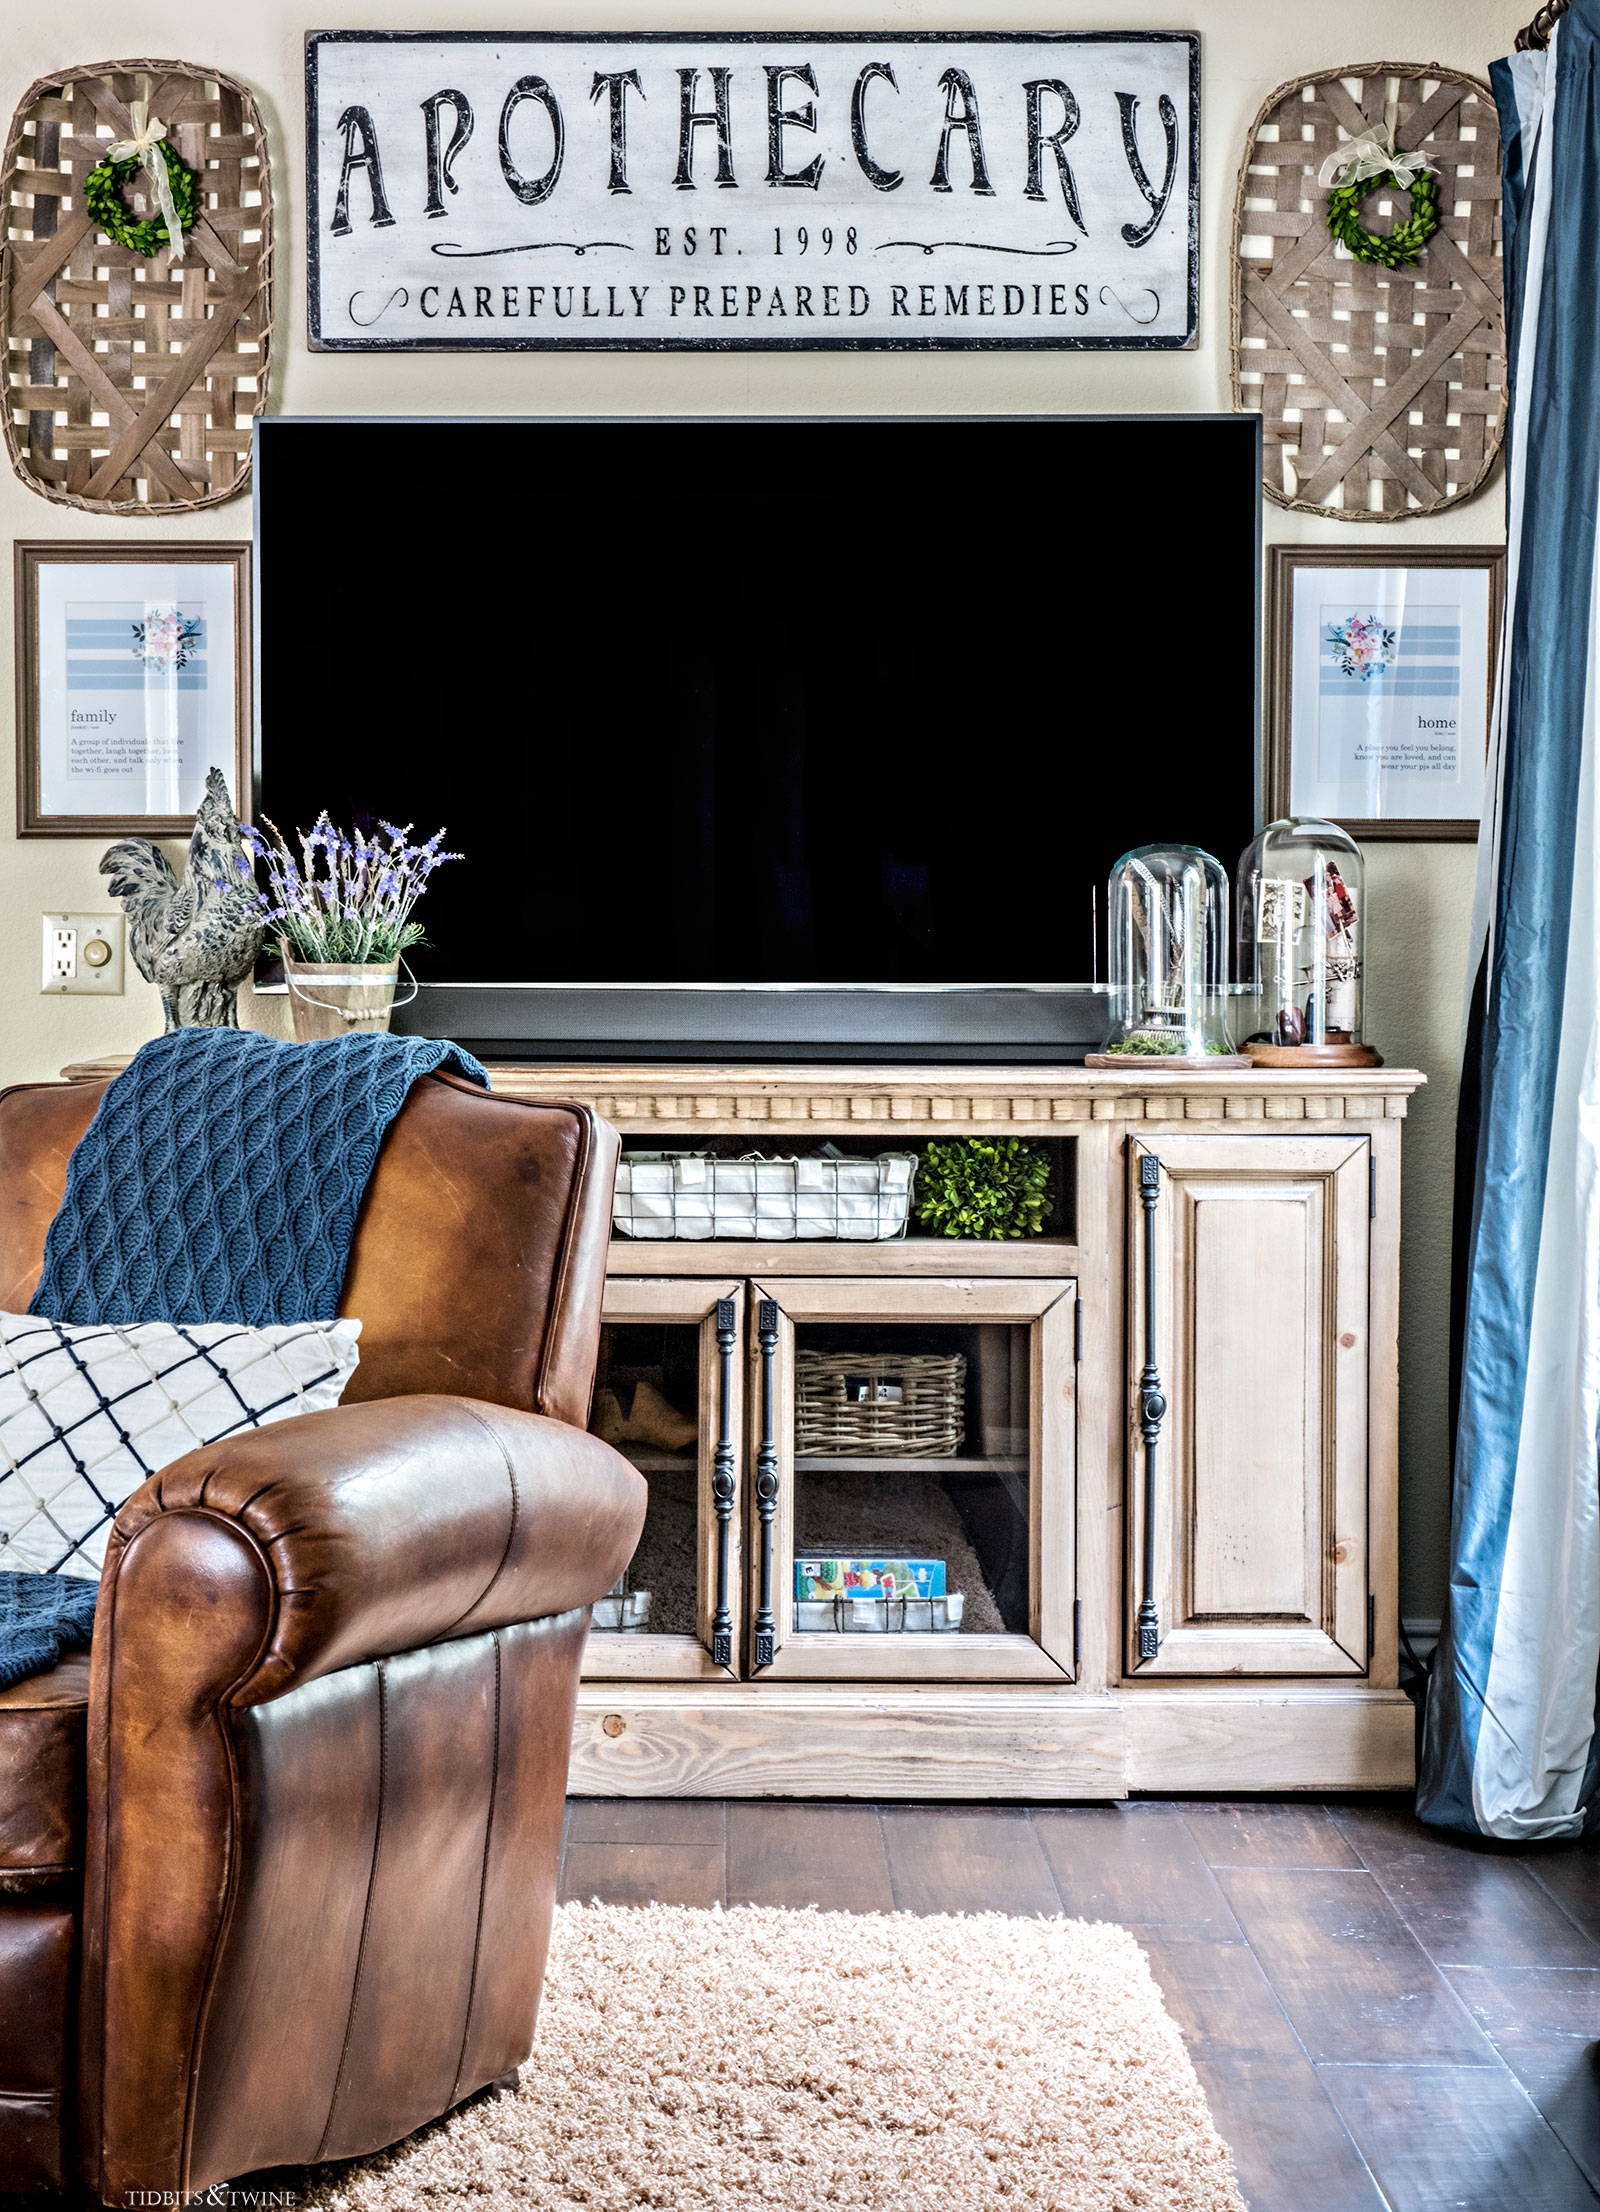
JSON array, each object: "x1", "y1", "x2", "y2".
[
  {"x1": 1127, "y1": 1135, "x2": 1369, "y2": 1678},
  {"x1": 1191, "y1": 1190, "x2": 1314, "y2": 1619},
  {"x1": 751, "y1": 1277, "x2": 1075, "y2": 1683},
  {"x1": 583, "y1": 1278, "x2": 743, "y2": 1681}
]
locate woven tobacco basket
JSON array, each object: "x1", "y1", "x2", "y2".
[
  {"x1": 1231, "y1": 62, "x2": 1505, "y2": 521},
  {"x1": 1, "y1": 58, "x2": 272, "y2": 514}
]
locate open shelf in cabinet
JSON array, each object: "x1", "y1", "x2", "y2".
[{"x1": 605, "y1": 1130, "x2": 1076, "y2": 1274}]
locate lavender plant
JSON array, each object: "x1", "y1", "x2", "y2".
[{"x1": 241, "y1": 814, "x2": 461, "y2": 965}]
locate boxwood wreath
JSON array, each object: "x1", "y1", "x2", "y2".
[
  {"x1": 1326, "y1": 167, "x2": 1440, "y2": 269},
  {"x1": 84, "y1": 140, "x2": 198, "y2": 257},
  {"x1": 915, "y1": 1137, "x2": 1052, "y2": 1242}
]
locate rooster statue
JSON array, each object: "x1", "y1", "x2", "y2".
[{"x1": 100, "y1": 767, "x2": 267, "y2": 1031}]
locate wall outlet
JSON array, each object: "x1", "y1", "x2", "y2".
[{"x1": 41, "y1": 913, "x2": 126, "y2": 995}]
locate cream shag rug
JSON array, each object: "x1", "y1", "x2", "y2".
[{"x1": 301, "y1": 1903, "x2": 1244, "y2": 2212}]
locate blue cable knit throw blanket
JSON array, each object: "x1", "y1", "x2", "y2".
[
  {"x1": 0, "y1": 1571, "x2": 98, "y2": 1690},
  {"x1": 32, "y1": 1028, "x2": 489, "y2": 1325},
  {"x1": 12, "y1": 1030, "x2": 485, "y2": 1684}
]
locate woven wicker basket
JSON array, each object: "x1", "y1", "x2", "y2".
[
  {"x1": 795, "y1": 1351, "x2": 966, "y2": 1458},
  {"x1": 1230, "y1": 63, "x2": 1504, "y2": 522},
  {"x1": 2, "y1": 58, "x2": 274, "y2": 514}
]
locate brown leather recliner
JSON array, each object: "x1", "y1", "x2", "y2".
[{"x1": 0, "y1": 1070, "x2": 645, "y2": 2202}]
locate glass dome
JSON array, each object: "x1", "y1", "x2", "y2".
[
  {"x1": 1102, "y1": 844, "x2": 1235, "y2": 1060},
  {"x1": 1236, "y1": 819, "x2": 1372, "y2": 1060}
]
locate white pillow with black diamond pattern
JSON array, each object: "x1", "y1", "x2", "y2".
[{"x1": 0, "y1": 1311, "x2": 362, "y2": 1580}]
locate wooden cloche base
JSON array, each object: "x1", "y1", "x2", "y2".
[
  {"x1": 1244, "y1": 1042, "x2": 1385, "y2": 1069},
  {"x1": 1083, "y1": 1053, "x2": 1254, "y2": 1071}
]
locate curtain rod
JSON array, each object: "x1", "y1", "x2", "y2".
[{"x1": 1518, "y1": 0, "x2": 1567, "y2": 49}]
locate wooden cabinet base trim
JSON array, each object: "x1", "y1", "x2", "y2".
[
  {"x1": 570, "y1": 1685, "x2": 1126, "y2": 1798},
  {"x1": 568, "y1": 1684, "x2": 1414, "y2": 1798},
  {"x1": 1124, "y1": 1686, "x2": 1415, "y2": 1793}
]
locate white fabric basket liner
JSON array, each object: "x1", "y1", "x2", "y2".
[{"x1": 614, "y1": 1148, "x2": 918, "y2": 1241}]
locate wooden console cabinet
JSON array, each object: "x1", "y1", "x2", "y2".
[{"x1": 487, "y1": 1062, "x2": 1423, "y2": 1800}]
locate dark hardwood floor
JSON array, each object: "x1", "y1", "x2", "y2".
[{"x1": 560, "y1": 1796, "x2": 1600, "y2": 2212}]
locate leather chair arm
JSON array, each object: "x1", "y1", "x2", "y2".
[
  {"x1": 78, "y1": 1397, "x2": 642, "y2": 2203},
  {"x1": 101, "y1": 1394, "x2": 646, "y2": 1707}
]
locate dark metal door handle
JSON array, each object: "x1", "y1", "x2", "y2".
[
  {"x1": 1137, "y1": 1152, "x2": 1166, "y2": 1662},
  {"x1": 753, "y1": 1296, "x2": 780, "y2": 1668},
  {"x1": 710, "y1": 1297, "x2": 737, "y2": 1668}
]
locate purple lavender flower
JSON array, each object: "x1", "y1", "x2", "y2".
[{"x1": 251, "y1": 807, "x2": 461, "y2": 966}]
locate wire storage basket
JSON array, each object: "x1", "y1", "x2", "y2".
[
  {"x1": 614, "y1": 1150, "x2": 917, "y2": 1241},
  {"x1": 591, "y1": 1583, "x2": 652, "y2": 1631},
  {"x1": 794, "y1": 1351, "x2": 967, "y2": 1457},
  {"x1": 793, "y1": 1591, "x2": 965, "y2": 1633}
]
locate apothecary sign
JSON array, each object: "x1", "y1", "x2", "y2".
[{"x1": 306, "y1": 32, "x2": 1199, "y2": 350}]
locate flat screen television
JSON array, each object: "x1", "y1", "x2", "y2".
[{"x1": 254, "y1": 413, "x2": 1261, "y2": 1060}]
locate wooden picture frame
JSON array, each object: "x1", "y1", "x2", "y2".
[
  {"x1": 15, "y1": 539, "x2": 250, "y2": 837},
  {"x1": 1267, "y1": 544, "x2": 1505, "y2": 842}
]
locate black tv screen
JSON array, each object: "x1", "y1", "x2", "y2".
[{"x1": 255, "y1": 414, "x2": 1259, "y2": 992}]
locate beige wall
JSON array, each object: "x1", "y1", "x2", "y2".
[{"x1": 0, "y1": 0, "x2": 1511, "y2": 1613}]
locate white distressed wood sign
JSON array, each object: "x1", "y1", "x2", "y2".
[{"x1": 305, "y1": 32, "x2": 1198, "y2": 351}]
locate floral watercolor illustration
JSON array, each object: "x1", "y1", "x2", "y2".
[
  {"x1": 1325, "y1": 611, "x2": 1398, "y2": 682},
  {"x1": 131, "y1": 604, "x2": 204, "y2": 676}
]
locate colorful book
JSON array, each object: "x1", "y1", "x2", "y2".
[{"x1": 794, "y1": 1557, "x2": 946, "y2": 1601}]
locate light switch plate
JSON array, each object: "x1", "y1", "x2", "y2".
[{"x1": 41, "y1": 913, "x2": 126, "y2": 995}]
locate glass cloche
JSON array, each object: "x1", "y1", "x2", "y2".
[
  {"x1": 1236, "y1": 819, "x2": 1378, "y2": 1065},
  {"x1": 1098, "y1": 844, "x2": 1238, "y2": 1063}
]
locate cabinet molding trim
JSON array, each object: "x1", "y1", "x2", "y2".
[{"x1": 484, "y1": 1063, "x2": 1423, "y2": 1133}]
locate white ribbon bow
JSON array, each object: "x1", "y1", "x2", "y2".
[
  {"x1": 107, "y1": 100, "x2": 186, "y2": 260},
  {"x1": 1318, "y1": 99, "x2": 1438, "y2": 193}
]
